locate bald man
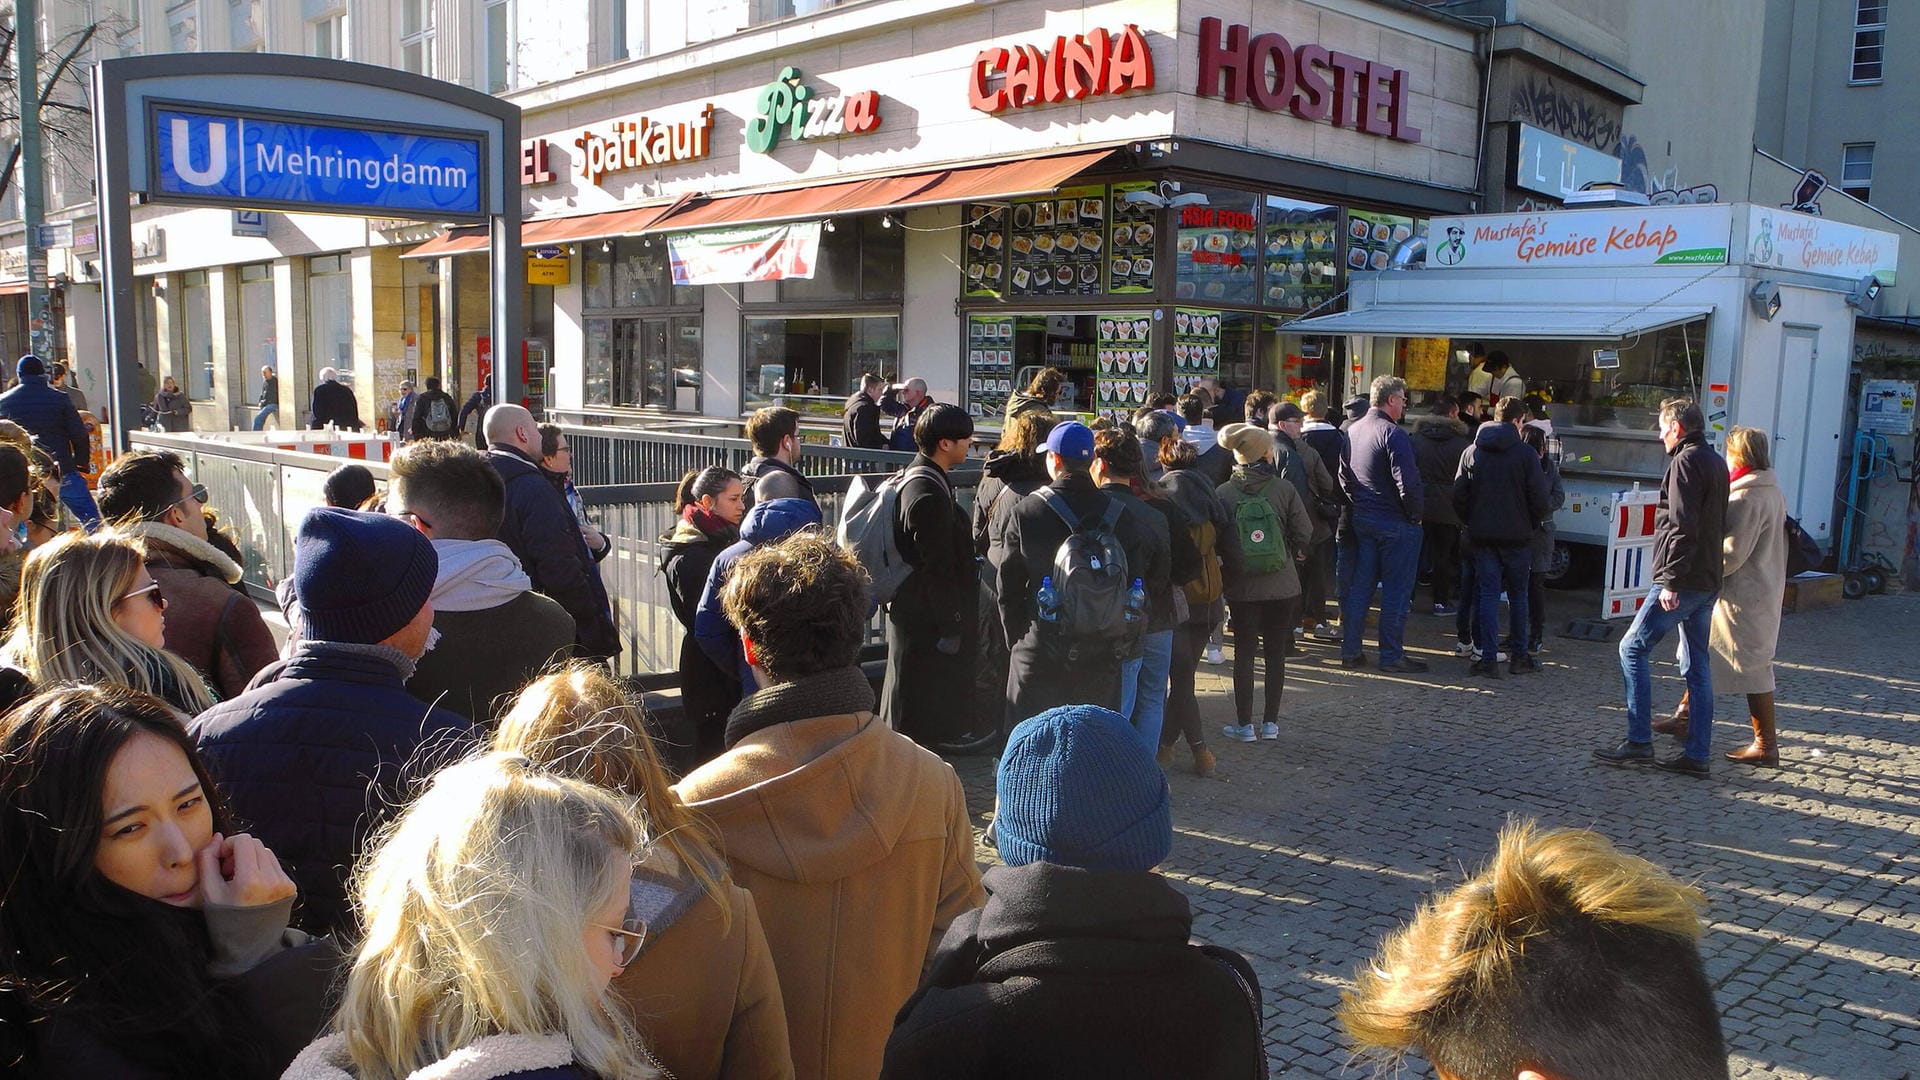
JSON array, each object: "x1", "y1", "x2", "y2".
[
  {"x1": 484, "y1": 404, "x2": 620, "y2": 660},
  {"x1": 882, "y1": 377, "x2": 935, "y2": 452}
]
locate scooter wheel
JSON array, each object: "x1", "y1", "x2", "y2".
[
  {"x1": 1862, "y1": 567, "x2": 1888, "y2": 594},
  {"x1": 1842, "y1": 573, "x2": 1869, "y2": 600}
]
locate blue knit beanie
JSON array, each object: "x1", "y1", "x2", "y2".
[
  {"x1": 16, "y1": 354, "x2": 45, "y2": 379},
  {"x1": 994, "y1": 705, "x2": 1172, "y2": 873},
  {"x1": 293, "y1": 507, "x2": 438, "y2": 644}
]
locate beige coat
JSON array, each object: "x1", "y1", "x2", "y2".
[
  {"x1": 1710, "y1": 469, "x2": 1788, "y2": 694},
  {"x1": 674, "y1": 709, "x2": 984, "y2": 1080}
]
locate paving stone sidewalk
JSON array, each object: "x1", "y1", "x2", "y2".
[{"x1": 952, "y1": 585, "x2": 1920, "y2": 1079}]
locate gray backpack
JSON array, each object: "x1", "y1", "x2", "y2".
[{"x1": 1037, "y1": 490, "x2": 1138, "y2": 661}]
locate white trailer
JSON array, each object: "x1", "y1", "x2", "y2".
[{"x1": 1291, "y1": 203, "x2": 1897, "y2": 573}]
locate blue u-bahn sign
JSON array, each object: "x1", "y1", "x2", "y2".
[{"x1": 152, "y1": 104, "x2": 485, "y2": 218}]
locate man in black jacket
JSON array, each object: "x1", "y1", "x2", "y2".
[
  {"x1": 882, "y1": 403, "x2": 978, "y2": 747},
  {"x1": 881, "y1": 704, "x2": 1263, "y2": 1080},
  {"x1": 307, "y1": 366, "x2": 363, "y2": 430},
  {"x1": 1595, "y1": 398, "x2": 1728, "y2": 776},
  {"x1": 406, "y1": 376, "x2": 460, "y2": 441},
  {"x1": 740, "y1": 405, "x2": 816, "y2": 507},
  {"x1": 1452, "y1": 399, "x2": 1550, "y2": 677},
  {"x1": 996, "y1": 422, "x2": 1170, "y2": 728},
  {"x1": 0, "y1": 354, "x2": 98, "y2": 526},
  {"x1": 1412, "y1": 399, "x2": 1471, "y2": 616},
  {"x1": 483, "y1": 404, "x2": 621, "y2": 661},
  {"x1": 843, "y1": 372, "x2": 888, "y2": 449}
]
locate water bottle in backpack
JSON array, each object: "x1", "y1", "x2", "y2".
[
  {"x1": 1036, "y1": 490, "x2": 1140, "y2": 661},
  {"x1": 1125, "y1": 578, "x2": 1147, "y2": 624},
  {"x1": 1036, "y1": 575, "x2": 1060, "y2": 623}
]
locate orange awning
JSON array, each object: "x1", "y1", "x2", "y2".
[
  {"x1": 401, "y1": 199, "x2": 687, "y2": 259},
  {"x1": 654, "y1": 149, "x2": 1118, "y2": 233},
  {"x1": 0, "y1": 281, "x2": 27, "y2": 296},
  {"x1": 401, "y1": 226, "x2": 487, "y2": 260}
]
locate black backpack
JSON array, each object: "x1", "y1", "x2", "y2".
[
  {"x1": 1036, "y1": 490, "x2": 1139, "y2": 661},
  {"x1": 1783, "y1": 515, "x2": 1821, "y2": 578}
]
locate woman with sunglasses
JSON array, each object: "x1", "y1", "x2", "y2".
[
  {"x1": 0, "y1": 685, "x2": 338, "y2": 1079},
  {"x1": 494, "y1": 664, "x2": 793, "y2": 1080},
  {"x1": 0, "y1": 529, "x2": 216, "y2": 716},
  {"x1": 286, "y1": 751, "x2": 657, "y2": 1080}
]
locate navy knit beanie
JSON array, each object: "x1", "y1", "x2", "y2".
[
  {"x1": 994, "y1": 705, "x2": 1172, "y2": 873},
  {"x1": 16, "y1": 354, "x2": 45, "y2": 379},
  {"x1": 293, "y1": 507, "x2": 438, "y2": 644}
]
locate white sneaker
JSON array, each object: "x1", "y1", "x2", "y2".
[
  {"x1": 1469, "y1": 646, "x2": 1510, "y2": 664},
  {"x1": 1293, "y1": 626, "x2": 1305, "y2": 638},
  {"x1": 1260, "y1": 721, "x2": 1280, "y2": 740},
  {"x1": 1313, "y1": 622, "x2": 1340, "y2": 641},
  {"x1": 1205, "y1": 643, "x2": 1226, "y2": 665},
  {"x1": 1454, "y1": 641, "x2": 1475, "y2": 657},
  {"x1": 1221, "y1": 723, "x2": 1257, "y2": 743}
]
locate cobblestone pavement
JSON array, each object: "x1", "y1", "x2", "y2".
[{"x1": 951, "y1": 585, "x2": 1920, "y2": 1079}]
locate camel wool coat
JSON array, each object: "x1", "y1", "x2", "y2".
[{"x1": 1710, "y1": 469, "x2": 1789, "y2": 694}]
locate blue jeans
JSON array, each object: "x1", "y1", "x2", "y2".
[
  {"x1": 251, "y1": 404, "x2": 278, "y2": 430},
  {"x1": 1619, "y1": 585, "x2": 1717, "y2": 760},
  {"x1": 1473, "y1": 545, "x2": 1533, "y2": 660},
  {"x1": 59, "y1": 468, "x2": 100, "y2": 530},
  {"x1": 1341, "y1": 517, "x2": 1422, "y2": 664},
  {"x1": 1118, "y1": 628, "x2": 1175, "y2": 751}
]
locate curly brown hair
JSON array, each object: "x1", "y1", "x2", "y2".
[
  {"x1": 1093, "y1": 425, "x2": 1145, "y2": 479},
  {"x1": 995, "y1": 410, "x2": 1057, "y2": 454},
  {"x1": 719, "y1": 533, "x2": 869, "y2": 682},
  {"x1": 1158, "y1": 436, "x2": 1199, "y2": 471}
]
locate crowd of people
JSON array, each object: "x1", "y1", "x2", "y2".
[{"x1": 0, "y1": 351, "x2": 1781, "y2": 1078}]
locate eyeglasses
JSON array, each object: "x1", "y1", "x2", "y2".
[
  {"x1": 168, "y1": 484, "x2": 208, "y2": 512},
  {"x1": 396, "y1": 509, "x2": 434, "y2": 531},
  {"x1": 598, "y1": 913, "x2": 647, "y2": 967},
  {"x1": 121, "y1": 582, "x2": 167, "y2": 611}
]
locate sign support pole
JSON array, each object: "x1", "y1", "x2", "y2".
[
  {"x1": 18, "y1": 0, "x2": 50, "y2": 360},
  {"x1": 92, "y1": 56, "x2": 140, "y2": 452}
]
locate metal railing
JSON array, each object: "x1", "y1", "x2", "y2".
[{"x1": 554, "y1": 420, "x2": 921, "y2": 486}]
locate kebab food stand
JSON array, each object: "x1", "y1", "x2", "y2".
[{"x1": 1290, "y1": 203, "x2": 1897, "y2": 581}]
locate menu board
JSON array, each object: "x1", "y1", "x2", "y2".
[
  {"x1": 1264, "y1": 198, "x2": 1340, "y2": 312},
  {"x1": 1007, "y1": 185, "x2": 1108, "y2": 298},
  {"x1": 1346, "y1": 209, "x2": 1421, "y2": 274},
  {"x1": 1107, "y1": 182, "x2": 1158, "y2": 294},
  {"x1": 1171, "y1": 308, "x2": 1220, "y2": 395},
  {"x1": 1174, "y1": 195, "x2": 1260, "y2": 305},
  {"x1": 965, "y1": 315, "x2": 1017, "y2": 420},
  {"x1": 1094, "y1": 312, "x2": 1154, "y2": 422},
  {"x1": 961, "y1": 204, "x2": 1007, "y2": 298}
]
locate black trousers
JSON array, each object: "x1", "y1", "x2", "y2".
[
  {"x1": 1425, "y1": 523, "x2": 1461, "y2": 607},
  {"x1": 1529, "y1": 571, "x2": 1548, "y2": 650},
  {"x1": 1231, "y1": 595, "x2": 1304, "y2": 726},
  {"x1": 1006, "y1": 637, "x2": 1121, "y2": 748},
  {"x1": 1161, "y1": 620, "x2": 1212, "y2": 749},
  {"x1": 1302, "y1": 537, "x2": 1336, "y2": 625}
]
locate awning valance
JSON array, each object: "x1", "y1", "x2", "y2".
[
  {"x1": 401, "y1": 200, "x2": 684, "y2": 260},
  {"x1": 1284, "y1": 304, "x2": 1715, "y2": 341},
  {"x1": 654, "y1": 148, "x2": 1119, "y2": 234}
]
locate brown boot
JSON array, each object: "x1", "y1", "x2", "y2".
[
  {"x1": 1191, "y1": 746, "x2": 1217, "y2": 778},
  {"x1": 1155, "y1": 742, "x2": 1176, "y2": 768},
  {"x1": 1724, "y1": 693, "x2": 1780, "y2": 767},
  {"x1": 1652, "y1": 691, "x2": 1691, "y2": 737}
]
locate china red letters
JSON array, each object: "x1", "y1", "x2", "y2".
[{"x1": 969, "y1": 25, "x2": 1155, "y2": 113}]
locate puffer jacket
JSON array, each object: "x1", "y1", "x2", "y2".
[
  {"x1": 674, "y1": 667, "x2": 983, "y2": 1080},
  {"x1": 490, "y1": 445, "x2": 620, "y2": 660},
  {"x1": 1411, "y1": 415, "x2": 1472, "y2": 528},
  {"x1": 694, "y1": 498, "x2": 824, "y2": 692},
  {"x1": 0, "y1": 373, "x2": 89, "y2": 470},
  {"x1": 1214, "y1": 463, "x2": 1313, "y2": 603},
  {"x1": 190, "y1": 642, "x2": 477, "y2": 936},
  {"x1": 1452, "y1": 421, "x2": 1550, "y2": 547}
]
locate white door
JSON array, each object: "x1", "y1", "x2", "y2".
[{"x1": 1771, "y1": 328, "x2": 1820, "y2": 524}]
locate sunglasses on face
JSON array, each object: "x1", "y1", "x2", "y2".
[
  {"x1": 121, "y1": 582, "x2": 167, "y2": 611},
  {"x1": 599, "y1": 912, "x2": 647, "y2": 967},
  {"x1": 169, "y1": 484, "x2": 208, "y2": 512}
]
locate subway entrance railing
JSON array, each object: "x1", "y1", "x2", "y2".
[{"x1": 132, "y1": 428, "x2": 977, "y2": 681}]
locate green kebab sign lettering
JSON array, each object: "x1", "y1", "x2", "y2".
[{"x1": 746, "y1": 67, "x2": 883, "y2": 154}]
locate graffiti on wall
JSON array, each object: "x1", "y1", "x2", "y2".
[
  {"x1": 1617, "y1": 135, "x2": 1719, "y2": 205},
  {"x1": 1511, "y1": 75, "x2": 1622, "y2": 150}
]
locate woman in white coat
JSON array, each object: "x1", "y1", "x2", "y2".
[{"x1": 1661, "y1": 426, "x2": 1789, "y2": 766}]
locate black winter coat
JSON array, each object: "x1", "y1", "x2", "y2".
[
  {"x1": 884, "y1": 456, "x2": 979, "y2": 745},
  {"x1": 1160, "y1": 467, "x2": 1247, "y2": 605},
  {"x1": 1411, "y1": 415, "x2": 1472, "y2": 528},
  {"x1": 971, "y1": 450, "x2": 1050, "y2": 565},
  {"x1": 1101, "y1": 482, "x2": 1196, "y2": 634},
  {"x1": 490, "y1": 446, "x2": 621, "y2": 659},
  {"x1": 190, "y1": 643, "x2": 476, "y2": 935},
  {"x1": 660, "y1": 514, "x2": 740, "y2": 772},
  {"x1": 1453, "y1": 422, "x2": 1551, "y2": 547},
  {"x1": 406, "y1": 389, "x2": 459, "y2": 439},
  {"x1": 843, "y1": 391, "x2": 886, "y2": 449},
  {"x1": 1652, "y1": 431, "x2": 1730, "y2": 593},
  {"x1": 881, "y1": 862, "x2": 1265, "y2": 1080},
  {"x1": 307, "y1": 380, "x2": 362, "y2": 431},
  {"x1": 0, "y1": 374, "x2": 89, "y2": 471}
]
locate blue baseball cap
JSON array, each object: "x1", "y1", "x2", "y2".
[{"x1": 1043, "y1": 421, "x2": 1095, "y2": 460}]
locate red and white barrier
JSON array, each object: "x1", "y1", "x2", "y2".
[{"x1": 1602, "y1": 484, "x2": 1661, "y2": 619}]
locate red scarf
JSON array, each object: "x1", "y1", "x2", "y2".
[
  {"x1": 683, "y1": 503, "x2": 734, "y2": 537},
  {"x1": 1729, "y1": 465, "x2": 1753, "y2": 483}
]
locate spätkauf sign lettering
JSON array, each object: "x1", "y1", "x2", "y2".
[
  {"x1": 1194, "y1": 18, "x2": 1421, "y2": 143},
  {"x1": 747, "y1": 67, "x2": 883, "y2": 154},
  {"x1": 572, "y1": 106, "x2": 715, "y2": 186},
  {"x1": 969, "y1": 26, "x2": 1154, "y2": 113},
  {"x1": 1427, "y1": 206, "x2": 1734, "y2": 269},
  {"x1": 152, "y1": 106, "x2": 484, "y2": 217}
]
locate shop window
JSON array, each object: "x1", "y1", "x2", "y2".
[
  {"x1": 238, "y1": 263, "x2": 276, "y2": 407},
  {"x1": 401, "y1": 0, "x2": 435, "y2": 76},
  {"x1": 608, "y1": 0, "x2": 645, "y2": 61},
  {"x1": 180, "y1": 271, "x2": 214, "y2": 401},
  {"x1": 585, "y1": 315, "x2": 702, "y2": 410},
  {"x1": 309, "y1": 9, "x2": 346, "y2": 59},
  {"x1": 778, "y1": 216, "x2": 902, "y2": 304},
  {"x1": 484, "y1": 0, "x2": 516, "y2": 94},
  {"x1": 1261, "y1": 197, "x2": 1339, "y2": 313},
  {"x1": 307, "y1": 255, "x2": 354, "y2": 381},
  {"x1": 1841, "y1": 143, "x2": 1874, "y2": 201},
  {"x1": 743, "y1": 316, "x2": 898, "y2": 413},
  {"x1": 963, "y1": 313, "x2": 1105, "y2": 421},
  {"x1": 1852, "y1": 0, "x2": 1886, "y2": 83},
  {"x1": 1173, "y1": 186, "x2": 1262, "y2": 306},
  {"x1": 583, "y1": 237, "x2": 700, "y2": 310}
]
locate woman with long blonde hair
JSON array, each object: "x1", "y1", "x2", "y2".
[
  {"x1": 286, "y1": 752, "x2": 656, "y2": 1080},
  {"x1": 0, "y1": 529, "x2": 215, "y2": 714},
  {"x1": 494, "y1": 664, "x2": 794, "y2": 1080}
]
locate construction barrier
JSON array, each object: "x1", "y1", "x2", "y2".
[{"x1": 1602, "y1": 483, "x2": 1661, "y2": 619}]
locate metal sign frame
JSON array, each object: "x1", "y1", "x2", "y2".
[{"x1": 93, "y1": 53, "x2": 522, "y2": 451}]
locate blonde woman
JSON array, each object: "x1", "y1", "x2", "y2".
[
  {"x1": 0, "y1": 529, "x2": 215, "y2": 715},
  {"x1": 494, "y1": 665, "x2": 795, "y2": 1080},
  {"x1": 285, "y1": 752, "x2": 655, "y2": 1080}
]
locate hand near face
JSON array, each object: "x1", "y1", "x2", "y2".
[{"x1": 196, "y1": 831, "x2": 296, "y2": 908}]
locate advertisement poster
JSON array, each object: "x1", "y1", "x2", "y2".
[
  {"x1": 965, "y1": 315, "x2": 1016, "y2": 420},
  {"x1": 1094, "y1": 312, "x2": 1153, "y2": 422},
  {"x1": 1346, "y1": 210, "x2": 1420, "y2": 273},
  {"x1": 1747, "y1": 210, "x2": 1899, "y2": 283},
  {"x1": 1263, "y1": 197, "x2": 1340, "y2": 312},
  {"x1": 961, "y1": 203, "x2": 1006, "y2": 298},
  {"x1": 1174, "y1": 195, "x2": 1260, "y2": 305},
  {"x1": 1171, "y1": 308, "x2": 1220, "y2": 395},
  {"x1": 1007, "y1": 184, "x2": 1108, "y2": 297},
  {"x1": 668, "y1": 221, "x2": 821, "y2": 285},
  {"x1": 1427, "y1": 206, "x2": 1734, "y2": 270},
  {"x1": 1107, "y1": 182, "x2": 1158, "y2": 294}
]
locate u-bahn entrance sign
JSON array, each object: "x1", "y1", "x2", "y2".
[{"x1": 94, "y1": 55, "x2": 522, "y2": 450}]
